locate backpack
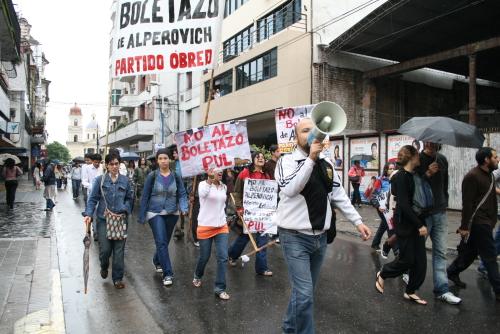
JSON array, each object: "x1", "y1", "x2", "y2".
[{"x1": 412, "y1": 174, "x2": 434, "y2": 217}]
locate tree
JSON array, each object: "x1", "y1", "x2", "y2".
[{"x1": 46, "y1": 141, "x2": 71, "y2": 162}]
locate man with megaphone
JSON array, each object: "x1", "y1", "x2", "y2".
[{"x1": 275, "y1": 103, "x2": 371, "y2": 334}]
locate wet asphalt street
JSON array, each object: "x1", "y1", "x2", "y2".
[{"x1": 2, "y1": 183, "x2": 500, "y2": 333}]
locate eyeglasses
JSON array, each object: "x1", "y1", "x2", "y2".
[{"x1": 108, "y1": 162, "x2": 120, "y2": 166}]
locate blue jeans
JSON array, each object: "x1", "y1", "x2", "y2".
[
  {"x1": 97, "y1": 218, "x2": 126, "y2": 282},
  {"x1": 228, "y1": 233, "x2": 269, "y2": 274},
  {"x1": 425, "y1": 212, "x2": 449, "y2": 296},
  {"x1": 72, "y1": 179, "x2": 81, "y2": 198},
  {"x1": 194, "y1": 233, "x2": 228, "y2": 293},
  {"x1": 478, "y1": 223, "x2": 500, "y2": 272},
  {"x1": 46, "y1": 198, "x2": 55, "y2": 210},
  {"x1": 149, "y1": 214, "x2": 178, "y2": 277},
  {"x1": 280, "y1": 229, "x2": 327, "y2": 334}
]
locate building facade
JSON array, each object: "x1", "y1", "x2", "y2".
[{"x1": 66, "y1": 104, "x2": 101, "y2": 158}]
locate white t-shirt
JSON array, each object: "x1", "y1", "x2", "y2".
[{"x1": 197, "y1": 181, "x2": 227, "y2": 228}]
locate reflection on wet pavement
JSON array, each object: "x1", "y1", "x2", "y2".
[{"x1": 0, "y1": 203, "x2": 53, "y2": 238}]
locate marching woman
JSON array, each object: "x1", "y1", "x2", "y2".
[
  {"x1": 192, "y1": 168, "x2": 230, "y2": 300},
  {"x1": 375, "y1": 145, "x2": 428, "y2": 305},
  {"x1": 228, "y1": 151, "x2": 273, "y2": 276},
  {"x1": 83, "y1": 153, "x2": 134, "y2": 289},
  {"x1": 138, "y1": 148, "x2": 189, "y2": 286}
]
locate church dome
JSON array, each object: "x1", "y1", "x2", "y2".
[
  {"x1": 86, "y1": 113, "x2": 98, "y2": 129},
  {"x1": 70, "y1": 103, "x2": 82, "y2": 116}
]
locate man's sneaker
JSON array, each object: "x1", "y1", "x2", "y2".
[
  {"x1": 193, "y1": 241, "x2": 200, "y2": 247},
  {"x1": 163, "y1": 276, "x2": 173, "y2": 286},
  {"x1": 437, "y1": 292, "x2": 462, "y2": 305},
  {"x1": 447, "y1": 272, "x2": 467, "y2": 288},
  {"x1": 381, "y1": 242, "x2": 390, "y2": 259},
  {"x1": 402, "y1": 274, "x2": 409, "y2": 285},
  {"x1": 100, "y1": 269, "x2": 108, "y2": 279},
  {"x1": 477, "y1": 266, "x2": 488, "y2": 279},
  {"x1": 153, "y1": 261, "x2": 163, "y2": 273}
]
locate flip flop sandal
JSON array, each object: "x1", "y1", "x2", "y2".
[
  {"x1": 375, "y1": 271, "x2": 384, "y2": 294},
  {"x1": 192, "y1": 278, "x2": 202, "y2": 288},
  {"x1": 114, "y1": 281, "x2": 125, "y2": 289},
  {"x1": 258, "y1": 270, "x2": 273, "y2": 277},
  {"x1": 404, "y1": 293, "x2": 427, "y2": 305},
  {"x1": 216, "y1": 291, "x2": 230, "y2": 300}
]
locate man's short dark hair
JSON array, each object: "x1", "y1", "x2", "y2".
[
  {"x1": 84, "y1": 153, "x2": 92, "y2": 159},
  {"x1": 105, "y1": 153, "x2": 121, "y2": 164},
  {"x1": 156, "y1": 148, "x2": 170, "y2": 159},
  {"x1": 476, "y1": 147, "x2": 495, "y2": 165},
  {"x1": 269, "y1": 144, "x2": 278, "y2": 153},
  {"x1": 92, "y1": 153, "x2": 102, "y2": 161},
  {"x1": 108, "y1": 148, "x2": 120, "y2": 157}
]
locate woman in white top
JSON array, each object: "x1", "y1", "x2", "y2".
[{"x1": 192, "y1": 168, "x2": 230, "y2": 300}]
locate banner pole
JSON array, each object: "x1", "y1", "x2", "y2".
[
  {"x1": 104, "y1": 79, "x2": 112, "y2": 155},
  {"x1": 188, "y1": 69, "x2": 215, "y2": 242}
]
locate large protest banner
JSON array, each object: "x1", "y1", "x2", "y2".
[
  {"x1": 243, "y1": 179, "x2": 278, "y2": 235},
  {"x1": 275, "y1": 104, "x2": 330, "y2": 154},
  {"x1": 174, "y1": 121, "x2": 251, "y2": 177},
  {"x1": 110, "y1": 0, "x2": 224, "y2": 77}
]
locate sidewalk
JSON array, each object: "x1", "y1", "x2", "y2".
[
  {"x1": 0, "y1": 176, "x2": 65, "y2": 333},
  {"x1": 336, "y1": 205, "x2": 463, "y2": 255}
]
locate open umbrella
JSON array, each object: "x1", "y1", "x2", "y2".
[
  {"x1": 83, "y1": 221, "x2": 91, "y2": 294},
  {"x1": 120, "y1": 152, "x2": 140, "y2": 161},
  {"x1": 0, "y1": 153, "x2": 21, "y2": 165},
  {"x1": 397, "y1": 117, "x2": 484, "y2": 148},
  {"x1": 146, "y1": 153, "x2": 155, "y2": 160},
  {"x1": 73, "y1": 156, "x2": 85, "y2": 163}
]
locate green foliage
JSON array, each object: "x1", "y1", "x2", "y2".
[
  {"x1": 46, "y1": 141, "x2": 71, "y2": 162},
  {"x1": 250, "y1": 144, "x2": 271, "y2": 160}
]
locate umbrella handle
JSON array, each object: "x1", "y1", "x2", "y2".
[{"x1": 85, "y1": 220, "x2": 91, "y2": 234}]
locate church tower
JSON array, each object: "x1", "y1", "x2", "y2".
[{"x1": 66, "y1": 103, "x2": 84, "y2": 158}]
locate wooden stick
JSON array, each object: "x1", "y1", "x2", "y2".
[
  {"x1": 241, "y1": 240, "x2": 276, "y2": 258},
  {"x1": 187, "y1": 69, "x2": 215, "y2": 242},
  {"x1": 230, "y1": 193, "x2": 259, "y2": 252}
]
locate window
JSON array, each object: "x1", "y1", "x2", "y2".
[
  {"x1": 93, "y1": 133, "x2": 96, "y2": 139},
  {"x1": 224, "y1": 0, "x2": 249, "y2": 17},
  {"x1": 205, "y1": 70, "x2": 233, "y2": 101},
  {"x1": 111, "y1": 89, "x2": 121, "y2": 106},
  {"x1": 74, "y1": 119, "x2": 78, "y2": 126},
  {"x1": 74, "y1": 135, "x2": 78, "y2": 142},
  {"x1": 186, "y1": 72, "x2": 193, "y2": 90},
  {"x1": 223, "y1": 25, "x2": 254, "y2": 62},
  {"x1": 138, "y1": 75, "x2": 146, "y2": 92},
  {"x1": 257, "y1": 0, "x2": 301, "y2": 42},
  {"x1": 87, "y1": 133, "x2": 89, "y2": 140},
  {"x1": 236, "y1": 48, "x2": 277, "y2": 90}
]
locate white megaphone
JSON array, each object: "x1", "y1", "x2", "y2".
[{"x1": 307, "y1": 101, "x2": 347, "y2": 145}]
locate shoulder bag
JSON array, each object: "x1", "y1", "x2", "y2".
[
  {"x1": 100, "y1": 173, "x2": 128, "y2": 240},
  {"x1": 464, "y1": 173, "x2": 494, "y2": 243}
]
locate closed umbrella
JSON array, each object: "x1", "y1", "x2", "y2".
[
  {"x1": 120, "y1": 152, "x2": 140, "y2": 161},
  {"x1": 397, "y1": 117, "x2": 484, "y2": 148},
  {"x1": 0, "y1": 153, "x2": 21, "y2": 165},
  {"x1": 83, "y1": 221, "x2": 91, "y2": 294}
]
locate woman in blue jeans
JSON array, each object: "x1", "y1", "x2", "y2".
[
  {"x1": 84, "y1": 153, "x2": 134, "y2": 289},
  {"x1": 138, "y1": 148, "x2": 188, "y2": 287},
  {"x1": 192, "y1": 168, "x2": 230, "y2": 300},
  {"x1": 228, "y1": 151, "x2": 272, "y2": 276}
]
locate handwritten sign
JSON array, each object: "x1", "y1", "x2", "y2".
[
  {"x1": 110, "y1": 0, "x2": 224, "y2": 77},
  {"x1": 243, "y1": 179, "x2": 278, "y2": 234},
  {"x1": 174, "y1": 121, "x2": 251, "y2": 177}
]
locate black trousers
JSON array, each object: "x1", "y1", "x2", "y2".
[
  {"x1": 351, "y1": 183, "x2": 361, "y2": 205},
  {"x1": 448, "y1": 223, "x2": 500, "y2": 294},
  {"x1": 381, "y1": 234, "x2": 427, "y2": 294},
  {"x1": 5, "y1": 180, "x2": 18, "y2": 207}
]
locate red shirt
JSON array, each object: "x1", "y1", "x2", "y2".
[{"x1": 238, "y1": 168, "x2": 270, "y2": 181}]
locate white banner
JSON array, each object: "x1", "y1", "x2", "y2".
[
  {"x1": 243, "y1": 179, "x2": 278, "y2": 234},
  {"x1": 111, "y1": 0, "x2": 224, "y2": 77},
  {"x1": 174, "y1": 121, "x2": 251, "y2": 177}
]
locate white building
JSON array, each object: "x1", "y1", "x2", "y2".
[{"x1": 66, "y1": 104, "x2": 102, "y2": 158}]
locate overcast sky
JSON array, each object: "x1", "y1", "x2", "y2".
[{"x1": 14, "y1": 0, "x2": 112, "y2": 144}]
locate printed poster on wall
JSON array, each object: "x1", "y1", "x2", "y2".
[
  {"x1": 350, "y1": 170, "x2": 379, "y2": 203},
  {"x1": 174, "y1": 121, "x2": 251, "y2": 177},
  {"x1": 349, "y1": 137, "x2": 380, "y2": 170},
  {"x1": 330, "y1": 139, "x2": 343, "y2": 170},
  {"x1": 111, "y1": 0, "x2": 224, "y2": 77},
  {"x1": 243, "y1": 179, "x2": 278, "y2": 235},
  {"x1": 387, "y1": 135, "x2": 423, "y2": 162}
]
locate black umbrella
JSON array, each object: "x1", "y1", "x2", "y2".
[
  {"x1": 83, "y1": 221, "x2": 91, "y2": 294},
  {"x1": 398, "y1": 117, "x2": 485, "y2": 148},
  {"x1": 73, "y1": 156, "x2": 85, "y2": 163},
  {"x1": 146, "y1": 153, "x2": 155, "y2": 160},
  {"x1": 120, "y1": 152, "x2": 140, "y2": 161}
]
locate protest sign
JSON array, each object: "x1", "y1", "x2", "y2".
[
  {"x1": 110, "y1": 0, "x2": 224, "y2": 77},
  {"x1": 243, "y1": 179, "x2": 278, "y2": 234},
  {"x1": 174, "y1": 120, "x2": 251, "y2": 177},
  {"x1": 275, "y1": 104, "x2": 329, "y2": 154}
]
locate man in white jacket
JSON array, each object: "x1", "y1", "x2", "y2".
[{"x1": 276, "y1": 118, "x2": 371, "y2": 334}]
